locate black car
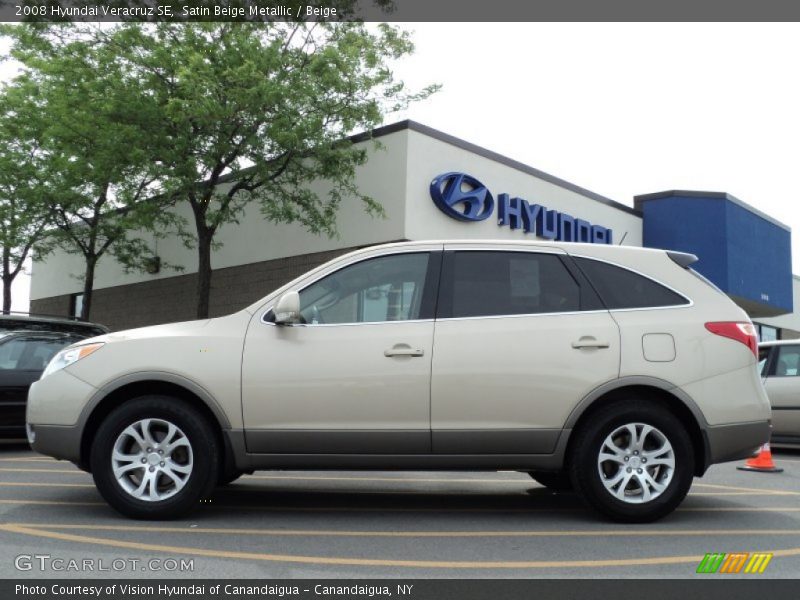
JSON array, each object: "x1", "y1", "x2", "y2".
[
  {"x1": 0, "y1": 314, "x2": 108, "y2": 439},
  {"x1": 0, "y1": 312, "x2": 108, "y2": 337}
]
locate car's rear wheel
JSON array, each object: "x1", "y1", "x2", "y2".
[
  {"x1": 528, "y1": 471, "x2": 573, "y2": 492},
  {"x1": 90, "y1": 396, "x2": 220, "y2": 519},
  {"x1": 569, "y1": 400, "x2": 694, "y2": 523}
]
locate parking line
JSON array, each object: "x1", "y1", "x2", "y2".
[
  {"x1": 0, "y1": 467, "x2": 83, "y2": 474},
  {"x1": 0, "y1": 496, "x2": 798, "y2": 513},
  {"x1": 0, "y1": 499, "x2": 105, "y2": 507},
  {"x1": 0, "y1": 481, "x2": 786, "y2": 497},
  {"x1": 0, "y1": 499, "x2": 573, "y2": 512},
  {"x1": 1, "y1": 467, "x2": 797, "y2": 497},
  {"x1": 2, "y1": 523, "x2": 799, "y2": 569},
  {"x1": 1, "y1": 470, "x2": 796, "y2": 496},
  {"x1": 0, "y1": 482, "x2": 94, "y2": 488},
  {"x1": 693, "y1": 482, "x2": 800, "y2": 496},
  {"x1": 12, "y1": 523, "x2": 800, "y2": 539}
]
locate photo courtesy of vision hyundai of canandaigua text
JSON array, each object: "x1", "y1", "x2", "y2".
[{"x1": 26, "y1": 240, "x2": 771, "y2": 522}]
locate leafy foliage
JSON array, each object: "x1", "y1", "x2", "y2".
[
  {"x1": 103, "y1": 21, "x2": 437, "y2": 317},
  {"x1": 2, "y1": 23, "x2": 183, "y2": 319},
  {"x1": 0, "y1": 79, "x2": 57, "y2": 312},
  {"x1": 1, "y1": 19, "x2": 437, "y2": 319}
]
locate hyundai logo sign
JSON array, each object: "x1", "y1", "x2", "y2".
[
  {"x1": 429, "y1": 172, "x2": 613, "y2": 244},
  {"x1": 429, "y1": 172, "x2": 494, "y2": 222}
]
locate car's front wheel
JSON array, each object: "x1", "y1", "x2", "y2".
[
  {"x1": 90, "y1": 396, "x2": 220, "y2": 519},
  {"x1": 569, "y1": 400, "x2": 694, "y2": 523}
]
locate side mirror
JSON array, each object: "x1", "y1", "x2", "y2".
[{"x1": 273, "y1": 291, "x2": 301, "y2": 325}]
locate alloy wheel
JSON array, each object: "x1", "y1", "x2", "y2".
[
  {"x1": 111, "y1": 418, "x2": 194, "y2": 502},
  {"x1": 596, "y1": 422, "x2": 675, "y2": 504}
]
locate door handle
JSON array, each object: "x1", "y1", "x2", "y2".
[
  {"x1": 571, "y1": 337, "x2": 610, "y2": 349},
  {"x1": 384, "y1": 344, "x2": 425, "y2": 357}
]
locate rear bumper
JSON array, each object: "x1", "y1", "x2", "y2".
[{"x1": 704, "y1": 420, "x2": 771, "y2": 469}]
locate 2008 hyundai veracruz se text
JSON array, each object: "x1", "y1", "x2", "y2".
[{"x1": 26, "y1": 240, "x2": 771, "y2": 522}]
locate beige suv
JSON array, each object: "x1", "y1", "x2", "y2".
[{"x1": 27, "y1": 240, "x2": 771, "y2": 522}]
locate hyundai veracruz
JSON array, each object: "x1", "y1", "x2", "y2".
[{"x1": 27, "y1": 240, "x2": 771, "y2": 522}]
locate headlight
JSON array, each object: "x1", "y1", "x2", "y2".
[{"x1": 41, "y1": 342, "x2": 105, "y2": 379}]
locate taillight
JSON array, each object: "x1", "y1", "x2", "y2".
[{"x1": 705, "y1": 322, "x2": 758, "y2": 357}]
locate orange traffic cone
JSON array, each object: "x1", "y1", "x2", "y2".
[{"x1": 737, "y1": 443, "x2": 783, "y2": 473}]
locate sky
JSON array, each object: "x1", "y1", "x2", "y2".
[{"x1": 4, "y1": 22, "x2": 800, "y2": 312}]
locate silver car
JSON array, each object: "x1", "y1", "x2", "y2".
[{"x1": 27, "y1": 240, "x2": 771, "y2": 522}]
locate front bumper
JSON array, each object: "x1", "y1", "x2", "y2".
[
  {"x1": 28, "y1": 423, "x2": 83, "y2": 464},
  {"x1": 27, "y1": 369, "x2": 97, "y2": 466},
  {"x1": 704, "y1": 420, "x2": 771, "y2": 469}
]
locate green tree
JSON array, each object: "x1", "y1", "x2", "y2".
[
  {"x1": 0, "y1": 80, "x2": 57, "y2": 313},
  {"x1": 2, "y1": 25, "x2": 182, "y2": 320},
  {"x1": 105, "y1": 21, "x2": 437, "y2": 318}
]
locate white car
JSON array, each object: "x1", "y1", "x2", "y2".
[{"x1": 27, "y1": 240, "x2": 771, "y2": 522}]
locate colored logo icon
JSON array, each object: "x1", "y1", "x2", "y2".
[
  {"x1": 429, "y1": 172, "x2": 494, "y2": 222},
  {"x1": 696, "y1": 552, "x2": 773, "y2": 574}
]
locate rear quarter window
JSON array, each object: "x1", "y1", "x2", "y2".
[{"x1": 573, "y1": 257, "x2": 690, "y2": 310}]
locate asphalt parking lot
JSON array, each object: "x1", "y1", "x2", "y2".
[{"x1": 0, "y1": 443, "x2": 798, "y2": 579}]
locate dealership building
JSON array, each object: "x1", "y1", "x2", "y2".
[{"x1": 29, "y1": 120, "x2": 799, "y2": 338}]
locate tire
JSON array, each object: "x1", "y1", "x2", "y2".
[
  {"x1": 528, "y1": 471, "x2": 573, "y2": 492},
  {"x1": 90, "y1": 395, "x2": 220, "y2": 519},
  {"x1": 569, "y1": 399, "x2": 694, "y2": 523}
]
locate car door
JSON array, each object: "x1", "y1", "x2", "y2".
[
  {"x1": 762, "y1": 344, "x2": 800, "y2": 443},
  {"x1": 241, "y1": 248, "x2": 441, "y2": 454},
  {"x1": 430, "y1": 245, "x2": 621, "y2": 454}
]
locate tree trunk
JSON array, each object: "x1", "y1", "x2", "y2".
[
  {"x1": 195, "y1": 227, "x2": 213, "y2": 319},
  {"x1": 2, "y1": 279, "x2": 11, "y2": 315},
  {"x1": 2, "y1": 248, "x2": 11, "y2": 314},
  {"x1": 80, "y1": 257, "x2": 96, "y2": 321}
]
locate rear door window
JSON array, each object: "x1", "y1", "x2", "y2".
[
  {"x1": 573, "y1": 257, "x2": 689, "y2": 309},
  {"x1": 439, "y1": 251, "x2": 582, "y2": 318}
]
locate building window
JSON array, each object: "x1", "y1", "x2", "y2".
[
  {"x1": 70, "y1": 293, "x2": 84, "y2": 319},
  {"x1": 757, "y1": 324, "x2": 778, "y2": 342}
]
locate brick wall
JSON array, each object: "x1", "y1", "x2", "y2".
[{"x1": 30, "y1": 247, "x2": 356, "y2": 331}]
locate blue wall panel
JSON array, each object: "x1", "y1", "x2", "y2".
[
  {"x1": 725, "y1": 200, "x2": 792, "y2": 311},
  {"x1": 640, "y1": 196, "x2": 729, "y2": 289},
  {"x1": 639, "y1": 193, "x2": 792, "y2": 314}
]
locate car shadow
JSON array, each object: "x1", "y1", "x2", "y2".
[{"x1": 0, "y1": 441, "x2": 31, "y2": 451}]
